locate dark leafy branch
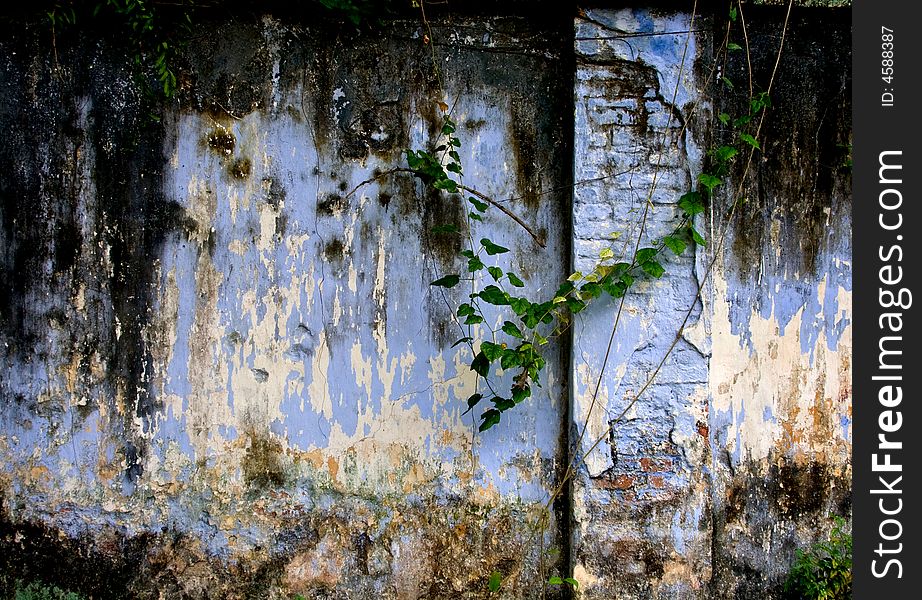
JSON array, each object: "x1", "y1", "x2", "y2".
[
  {"x1": 46, "y1": 1, "x2": 201, "y2": 99},
  {"x1": 344, "y1": 165, "x2": 545, "y2": 247}
]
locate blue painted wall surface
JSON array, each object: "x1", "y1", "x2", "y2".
[
  {"x1": 570, "y1": 6, "x2": 851, "y2": 599},
  {"x1": 0, "y1": 14, "x2": 573, "y2": 598},
  {"x1": 0, "y1": 5, "x2": 851, "y2": 599}
]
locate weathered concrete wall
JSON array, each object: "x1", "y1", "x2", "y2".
[
  {"x1": 707, "y1": 7, "x2": 852, "y2": 597},
  {"x1": 570, "y1": 5, "x2": 851, "y2": 599},
  {"x1": 0, "y1": 3, "x2": 851, "y2": 599},
  {"x1": 0, "y1": 11, "x2": 574, "y2": 599}
]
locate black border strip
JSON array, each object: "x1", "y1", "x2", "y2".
[{"x1": 853, "y1": 1, "x2": 920, "y2": 596}]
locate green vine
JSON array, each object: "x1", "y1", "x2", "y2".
[{"x1": 413, "y1": 79, "x2": 770, "y2": 433}]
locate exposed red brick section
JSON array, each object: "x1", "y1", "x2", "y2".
[
  {"x1": 639, "y1": 457, "x2": 673, "y2": 472},
  {"x1": 696, "y1": 420, "x2": 709, "y2": 438},
  {"x1": 596, "y1": 474, "x2": 635, "y2": 490}
]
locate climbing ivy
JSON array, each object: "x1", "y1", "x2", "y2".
[
  {"x1": 419, "y1": 114, "x2": 710, "y2": 432},
  {"x1": 413, "y1": 117, "x2": 708, "y2": 432},
  {"x1": 408, "y1": 9, "x2": 773, "y2": 433}
]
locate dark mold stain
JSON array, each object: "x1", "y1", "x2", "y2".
[
  {"x1": 507, "y1": 96, "x2": 542, "y2": 211},
  {"x1": 290, "y1": 36, "x2": 337, "y2": 157},
  {"x1": 421, "y1": 190, "x2": 467, "y2": 349},
  {"x1": 242, "y1": 429, "x2": 287, "y2": 489},
  {"x1": 285, "y1": 104, "x2": 304, "y2": 123},
  {"x1": 723, "y1": 459, "x2": 848, "y2": 525},
  {"x1": 712, "y1": 455, "x2": 851, "y2": 599},
  {"x1": 279, "y1": 22, "x2": 440, "y2": 164},
  {"x1": 263, "y1": 177, "x2": 286, "y2": 210},
  {"x1": 716, "y1": 7, "x2": 851, "y2": 278},
  {"x1": 322, "y1": 238, "x2": 346, "y2": 263},
  {"x1": 0, "y1": 507, "x2": 158, "y2": 600},
  {"x1": 577, "y1": 51, "x2": 665, "y2": 140},
  {"x1": 393, "y1": 171, "x2": 420, "y2": 219},
  {"x1": 285, "y1": 342, "x2": 313, "y2": 360},
  {"x1": 353, "y1": 531, "x2": 371, "y2": 575},
  {"x1": 180, "y1": 19, "x2": 273, "y2": 116},
  {"x1": 147, "y1": 199, "x2": 198, "y2": 239},
  {"x1": 338, "y1": 103, "x2": 404, "y2": 161},
  {"x1": 275, "y1": 212, "x2": 288, "y2": 238},
  {"x1": 359, "y1": 221, "x2": 374, "y2": 244},
  {"x1": 635, "y1": 542, "x2": 665, "y2": 579},
  {"x1": 537, "y1": 227, "x2": 548, "y2": 249},
  {"x1": 53, "y1": 221, "x2": 82, "y2": 275},
  {"x1": 229, "y1": 157, "x2": 251, "y2": 179},
  {"x1": 0, "y1": 504, "x2": 291, "y2": 600},
  {"x1": 464, "y1": 118, "x2": 487, "y2": 131},
  {"x1": 420, "y1": 190, "x2": 466, "y2": 269},
  {"x1": 121, "y1": 442, "x2": 144, "y2": 486},
  {"x1": 0, "y1": 489, "x2": 567, "y2": 599},
  {"x1": 207, "y1": 129, "x2": 235, "y2": 157},
  {"x1": 316, "y1": 193, "x2": 348, "y2": 216},
  {"x1": 0, "y1": 23, "x2": 202, "y2": 483}
]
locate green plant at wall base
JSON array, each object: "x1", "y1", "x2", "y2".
[
  {"x1": 487, "y1": 570, "x2": 502, "y2": 592},
  {"x1": 14, "y1": 581, "x2": 84, "y2": 600},
  {"x1": 784, "y1": 516, "x2": 852, "y2": 600},
  {"x1": 548, "y1": 575, "x2": 579, "y2": 591}
]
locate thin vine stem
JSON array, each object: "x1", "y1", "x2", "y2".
[
  {"x1": 738, "y1": 0, "x2": 754, "y2": 98},
  {"x1": 458, "y1": 184, "x2": 546, "y2": 247},
  {"x1": 343, "y1": 167, "x2": 547, "y2": 247}
]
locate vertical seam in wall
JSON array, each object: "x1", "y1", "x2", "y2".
[{"x1": 560, "y1": 4, "x2": 578, "y2": 593}]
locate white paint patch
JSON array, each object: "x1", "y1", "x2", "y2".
[{"x1": 710, "y1": 266, "x2": 852, "y2": 464}]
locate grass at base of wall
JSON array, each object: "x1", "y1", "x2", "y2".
[{"x1": 9, "y1": 580, "x2": 84, "y2": 600}]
